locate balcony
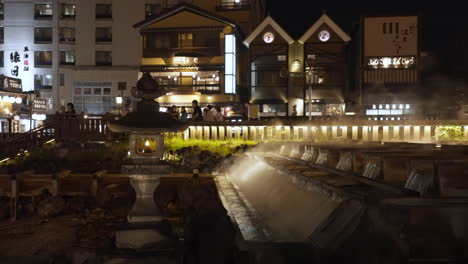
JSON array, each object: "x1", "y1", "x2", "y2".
[
  {"x1": 216, "y1": 0, "x2": 250, "y2": 11},
  {"x1": 164, "y1": 84, "x2": 221, "y2": 95},
  {"x1": 144, "y1": 47, "x2": 220, "y2": 58}
]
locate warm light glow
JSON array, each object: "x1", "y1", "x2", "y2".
[
  {"x1": 145, "y1": 140, "x2": 150, "y2": 147},
  {"x1": 116, "y1": 96, "x2": 123, "y2": 104},
  {"x1": 372, "y1": 105, "x2": 376, "y2": 109},
  {"x1": 406, "y1": 104, "x2": 410, "y2": 110}
]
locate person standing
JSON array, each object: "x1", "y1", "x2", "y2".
[
  {"x1": 65, "y1": 102, "x2": 76, "y2": 115},
  {"x1": 214, "y1": 106, "x2": 224, "y2": 121},
  {"x1": 291, "y1": 105, "x2": 297, "y2": 116},
  {"x1": 180, "y1": 106, "x2": 188, "y2": 122},
  {"x1": 204, "y1": 105, "x2": 214, "y2": 121},
  {"x1": 191, "y1": 100, "x2": 203, "y2": 121}
]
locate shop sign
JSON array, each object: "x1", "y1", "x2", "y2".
[
  {"x1": 1, "y1": 76, "x2": 22, "y2": 92},
  {"x1": 32, "y1": 98, "x2": 48, "y2": 111}
]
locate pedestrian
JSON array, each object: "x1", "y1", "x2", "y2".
[
  {"x1": 65, "y1": 102, "x2": 76, "y2": 115},
  {"x1": 204, "y1": 105, "x2": 214, "y2": 121},
  {"x1": 168, "y1": 105, "x2": 179, "y2": 119},
  {"x1": 291, "y1": 105, "x2": 297, "y2": 116},
  {"x1": 214, "y1": 106, "x2": 224, "y2": 121},
  {"x1": 191, "y1": 100, "x2": 203, "y2": 121},
  {"x1": 203, "y1": 108, "x2": 209, "y2": 121},
  {"x1": 180, "y1": 106, "x2": 188, "y2": 122}
]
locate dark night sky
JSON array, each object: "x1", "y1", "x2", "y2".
[{"x1": 266, "y1": 1, "x2": 468, "y2": 72}]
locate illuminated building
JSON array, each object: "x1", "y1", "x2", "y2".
[
  {"x1": 244, "y1": 13, "x2": 350, "y2": 117},
  {"x1": 0, "y1": 0, "x2": 265, "y2": 115},
  {"x1": 353, "y1": 15, "x2": 420, "y2": 118}
]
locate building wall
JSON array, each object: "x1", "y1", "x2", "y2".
[{"x1": 0, "y1": 0, "x2": 148, "y2": 114}]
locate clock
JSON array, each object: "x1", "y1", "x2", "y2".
[
  {"x1": 318, "y1": 30, "x2": 330, "y2": 42},
  {"x1": 291, "y1": 60, "x2": 301, "y2": 71},
  {"x1": 263, "y1": 32, "x2": 275, "y2": 43}
]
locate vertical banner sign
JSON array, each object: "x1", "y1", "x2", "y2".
[{"x1": 23, "y1": 47, "x2": 29, "y2": 72}]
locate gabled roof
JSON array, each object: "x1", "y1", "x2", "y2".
[
  {"x1": 299, "y1": 13, "x2": 351, "y2": 43},
  {"x1": 243, "y1": 16, "x2": 294, "y2": 47},
  {"x1": 133, "y1": 2, "x2": 239, "y2": 32}
]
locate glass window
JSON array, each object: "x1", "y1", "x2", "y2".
[
  {"x1": 61, "y1": 4, "x2": 76, "y2": 19},
  {"x1": 0, "y1": 51, "x2": 4, "y2": 67},
  {"x1": 96, "y1": 4, "x2": 112, "y2": 19},
  {"x1": 84, "y1": 88, "x2": 92, "y2": 95},
  {"x1": 145, "y1": 4, "x2": 162, "y2": 18},
  {"x1": 93, "y1": 88, "x2": 101, "y2": 95},
  {"x1": 60, "y1": 27, "x2": 75, "y2": 43},
  {"x1": 60, "y1": 51, "x2": 75, "y2": 65},
  {"x1": 34, "y1": 51, "x2": 53, "y2": 67},
  {"x1": 103, "y1": 88, "x2": 111, "y2": 95},
  {"x1": 35, "y1": 3, "x2": 53, "y2": 19},
  {"x1": 95, "y1": 51, "x2": 112, "y2": 66},
  {"x1": 96, "y1": 27, "x2": 112, "y2": 43},
  {"x1": 34, "y1": 27, "x2": 53, "y2": 43},
  {"x1": 34, "y1": 74, "x2": 53, "y2": 89},
  {"x1": 0, "y1": 3, "x2": 4, "y2": 20},
  {"x1": 0, "y1": 27, "x2": 3, "y2": 44},
  {"x1": 219, "y1": 0, "x2": 248, "y2": 10}
]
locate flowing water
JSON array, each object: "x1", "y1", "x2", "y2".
[{"x1": 336, "y1": 152, "x2": 353, "y2": 171}]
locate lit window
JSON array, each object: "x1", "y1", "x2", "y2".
[
  {"x1": 60, "y1": 51, "x2": 75, "y2": 65},
  {"x1": 35, "y1": 4, "x2": 53, "y2": 19},
  {"x1": 61, "y1": 4, "x2": 76, "y2": 19},
  {"x1": 225, "y1": 34, "x2": 236, "y2": 94},
  {"x1": 34, "y1": 74, "x2": 53, "y2": 89}
]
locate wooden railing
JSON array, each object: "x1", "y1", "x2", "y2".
[
  {"x1": 0, "y1": 125, "x2": 55, "y2": 158},
  {"x1": 52, "y1": 113, "x2": 113, "y2": 143}
]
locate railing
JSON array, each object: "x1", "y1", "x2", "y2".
[
  {"x1": 0, "y1": 125, "x2": 55, "y2": 159},
  {"x1": 168, "y1": 120, "x2": 468, "y2": 143},
  {"x1": 53, "y1": 113, "x2": 113, "y2": 143}
]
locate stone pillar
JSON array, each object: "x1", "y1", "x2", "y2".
[
  {"x1": 363, "y1": 126, "x2": 369, "y2": 141},
  {"x1": 372, "y1": 126, "x2": 379, "y2": 141},
  {"x1": 219, "y1": 126, "x2": 225, "y2": 140},
  {"x1": 352, "y1": 126, "x2": 358, "y2": 140},
  {"x1": 128, "y1": 174, "x2": 163, "y2": 222},
  {"x1": 332, "y1": 126, "x2": 338, "y2": 139},
  {"x1": 383, "y1": 126, "x2": 389, "y2": 142},
  {"x1": 404, "y1": 126, "x2": 411, "y2": 141},
  {"x1": 211, "y1": 126, "x2": 218, "y2": 141},
  {"x1": 393, "y1": 126, "x2": 400, "y2": 141}
]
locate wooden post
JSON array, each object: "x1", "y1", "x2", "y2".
[{"x1": 10, "y1": 175, "x2": 17, "y2": 221}]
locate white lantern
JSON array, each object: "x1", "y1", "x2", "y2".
[
  {"x1": 2, "y1": 96, "x2": 9, "y2": 102},
  {"x1": 15, "y1": 97, "x2": 22, "y2": 104}
]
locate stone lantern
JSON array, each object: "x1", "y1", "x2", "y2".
[{"x1": 108, "y1": 72, "x2": 188, "y2": 249}]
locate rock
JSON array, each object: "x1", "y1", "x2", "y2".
[{"x1": 36, "y1": 196, "x2": 66, "y2": 218}]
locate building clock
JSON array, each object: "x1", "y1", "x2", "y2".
[
  {"x1": 291, "y1": 60, "x2": 301, "y2": 71},
  {"x1": 318, "y1": 30, "x2": 330, "y2": 42},
  {"x1": 263, "y1": 32, "x2": 275, "y2": 43}
]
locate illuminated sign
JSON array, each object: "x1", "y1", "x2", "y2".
[
  {"x1": 0, "y1": 76, "x2": 22, "y2": 92},
  {"x1": 32, "y1": 98, "x2": 49, "y2": 111},
  {"x1": 173, "y1": 56, "x2": 198, "y2": 65},
  {"x1": 367, "y1": 56, "x2": 415, "y2": 69}
]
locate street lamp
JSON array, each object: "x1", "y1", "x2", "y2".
[{"x1": 305, "y1": 55, "x2": 316, "y2": 120}]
